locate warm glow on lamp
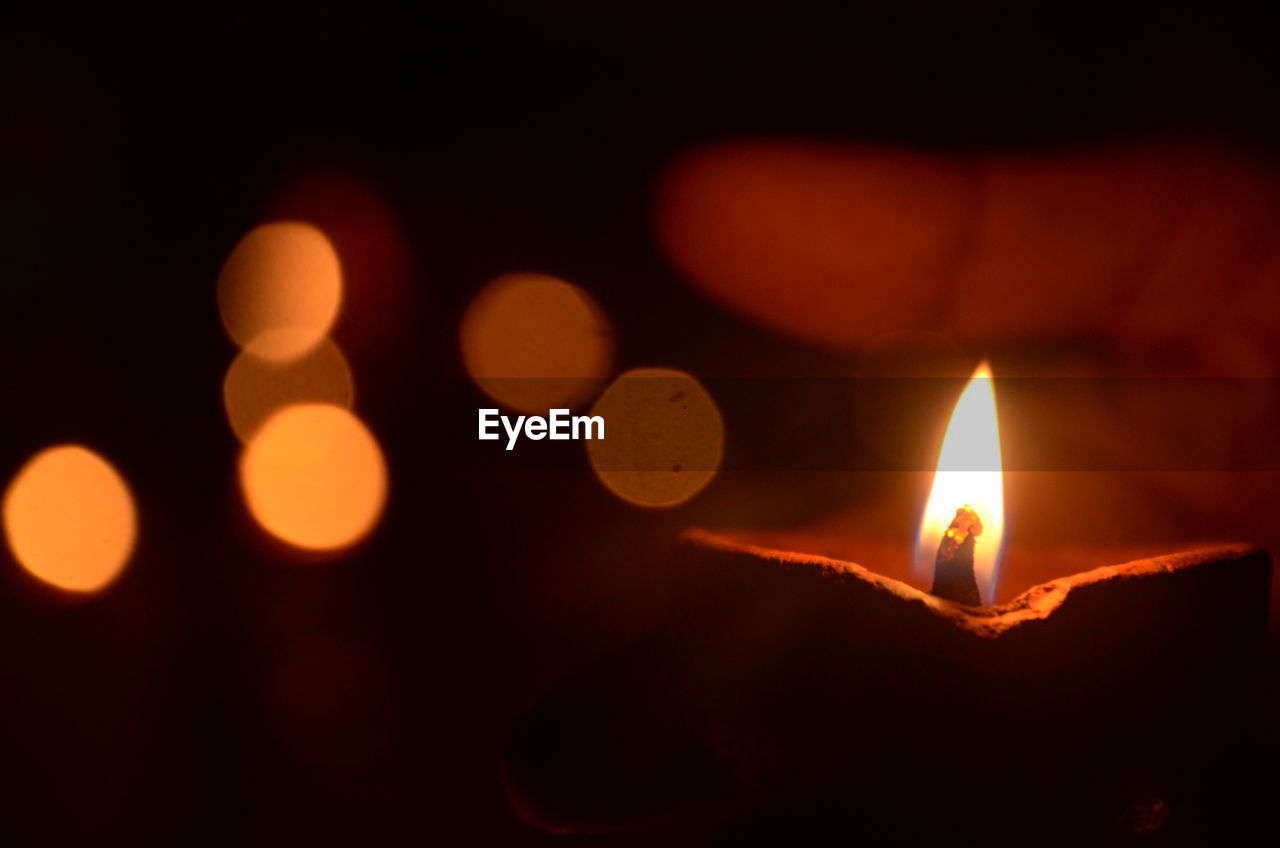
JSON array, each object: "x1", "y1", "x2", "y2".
[{"x1": 915, "y1": 363, "x2": 1005, "y2": 605}]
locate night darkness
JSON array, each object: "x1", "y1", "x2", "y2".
[{"x1": 3, "y1": 3, "x2": 1280, "y2": 845}]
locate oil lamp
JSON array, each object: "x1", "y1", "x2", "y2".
[{"x1": 505, "y1": 363, "x2": 1273, "y2": 841}]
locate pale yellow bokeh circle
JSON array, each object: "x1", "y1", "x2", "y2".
[
  {"x1": 459, "y1": 272, "x2": 614, "y2": 413},
  {"x1": 3, "y1": 445, "x2": 137, "y2": 592},
  {"x1": 587, "y1": 368, "x2": 723, "y2": 508},
  {"x1": 223, "y1": 338, "x2": 354, "y2": 443},
  {"x1": 240, "y1": 404, "x2": 387, "y2": 551},
  {"x1": 217, "y1": 222, "x2": 343, "y2": 362}
]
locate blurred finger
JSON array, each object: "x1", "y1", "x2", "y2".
[{"x1": 656, "y1": 137, "x2": 1280, "y2": 348}]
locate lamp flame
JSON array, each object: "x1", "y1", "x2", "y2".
[{"x1": 914, "y1": 362, "x2": 1004, "y2": 604}]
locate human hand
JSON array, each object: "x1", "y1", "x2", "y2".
[{"x1": 503, "y1": 135, "x2": 1280, "y2": 838}]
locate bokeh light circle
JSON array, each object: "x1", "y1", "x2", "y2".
[
  {"x1": 3, "y1": 445, "x2": 137, "y2": 592},
  {"x1": 223, "y1": 337, "x2": 354, "y2": 443},
  {"x1": 217, "y1": 221, "x2": 343, "y2": 362},
  {"x1": 459, "y1": 272, "x2": 614, "y2": 413},
  {"x1": 587, "y1": 368, "x2": 723, "y2": 508},
  {"x1": 240, "y1": 404, "x2": 387, "y2": 551}
]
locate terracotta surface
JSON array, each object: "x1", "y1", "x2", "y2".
[{"x1": 505, "y1": 528, "x2": 1273, "y2": 841}]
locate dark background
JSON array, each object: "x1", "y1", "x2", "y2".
[{"x1": 1, "y1": 2, "x2": 1278, "y2": 844}]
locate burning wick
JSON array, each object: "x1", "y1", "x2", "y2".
[{"x1": 931, "y1": 504, "x2": 984, "y2": 606}]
